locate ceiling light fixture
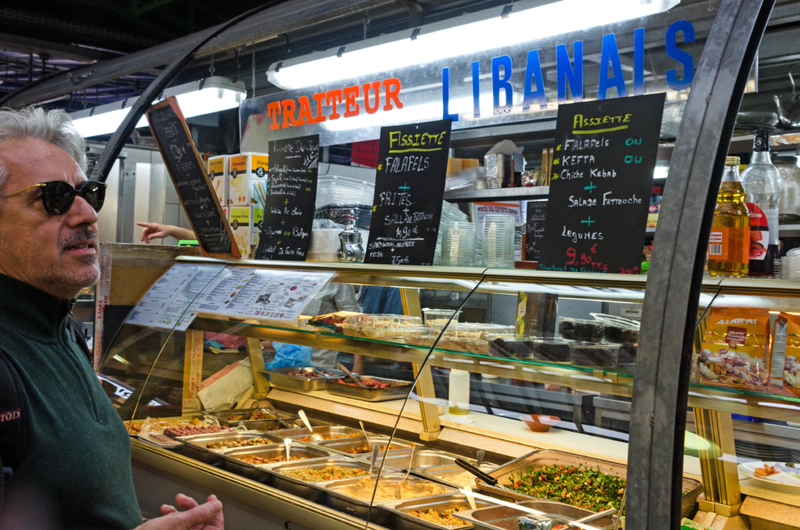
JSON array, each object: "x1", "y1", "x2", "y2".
[
  {"x1": 268, "y1": 0, "x2": 679, "y2": 90},
  {"x1": 70, "y1": 76, "x2": 247, "y2": 138}
]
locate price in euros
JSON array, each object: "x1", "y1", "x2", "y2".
[{"x1": 565, "y1": 243, "x2": 608, "y2": 272}]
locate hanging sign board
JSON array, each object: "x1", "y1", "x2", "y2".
[
  {"x1": 525, "y1": 199, "x2": 548, "y2": 261},
  {"x1": 255, "y1": 135, "x2": 319, "y2": 261},
  {"x1": 146, "y1": 98, "x2": 239, "y2": 258},
  {"x1": 537, "y1": 94, "x2": 665, "y2": 274},
  {"x1": 364, "y1": 119, "x2": 452, "y2": 266}
]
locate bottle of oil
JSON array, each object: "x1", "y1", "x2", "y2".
[{"x1": 708, "y1": 156, "x2": 750, "y2": 277}]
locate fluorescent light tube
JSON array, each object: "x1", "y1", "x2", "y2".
[
  {"x1": 71, "y1": 77, "x2": 246, "y2": 138},
  {"x1": 269, "y1": 0, "x2": 679, "y2": 90}
]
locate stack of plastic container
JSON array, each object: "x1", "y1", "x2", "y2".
[
  {"x1": 315, "y1": 175, "x2": 375, "y2": 230},
  {"x1": 441, "y1": 221, "x2": 477, "y2": 267},
  {"x1": 434, "y1": 201, "x2": 471, "y2": 265},
  {"x1": 481, "y1": 214, "x2": 515, "y2": 268}
]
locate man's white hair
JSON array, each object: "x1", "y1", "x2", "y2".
[{"x1": 0, "y1": 107, "x2": 86, "y2": 192}]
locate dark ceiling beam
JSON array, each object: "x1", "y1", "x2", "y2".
[
  {"x1": 0, "y1": 32, "x2": 121, "y2": 62},
  {"x1": 133, "y1": 0, "x2": 187, "y2": 17},
  {"x1": 192, "y1": 2, "x2": 228, "y2": 25},
  {"x1": 71, "y1": 0, "x2": 177, "y2": 41},
  {"x1": 0, "y1": 7, "x2": 159, "y2": 47},
  {"x1": 3, "y1": 0, "x2": 396, "y2": 108}
]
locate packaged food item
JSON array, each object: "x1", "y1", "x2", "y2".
[
  {"x1": 306, "y1": 311, "x2": 362, "y2": 333},
  {"x1": 228, "y1": 206, "x2": 252, "y2": 259},
  {"x1": 438, "y1": 323, "x2": 486, "y2": 351},
  {"x1": 207, "y1": 155, "x2": 227, "y2": 206},
  {"x1": 404, "y1": 325, "x2": 437, "y2": 348},
  {"x1": 488, "y1": 335, "x2": 534, "y2": 359},
  {"x1": 530, "y1": 338, "x2": 572, "y2": 364},
  {"x1": 227, "y1": 154, "x2": 250, "y2": 206},
  {"x1": 342, "y1": 314, "x2": 422, "y2": 339},
  {"x1": 558, "y1": 318, "x2": 604, "y2": 342},
  {"x1": 422, "y1": 308, "x2": 461, "y2": 333},
  {"x1": 515, "y1": 292, "x2": 558, "y2": 338},
  {"x1": 570, "y1": 342, "x2": 619, "y2": 369},
  {"x1": 699, "y1": 307, "x2": 770, "y2": 390},
  {"x1": 769, "y1": 313, "x2": 800, "y2": 397}
]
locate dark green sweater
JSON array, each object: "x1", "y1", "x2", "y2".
[{"x1": 0, "y1": 273, "x2": 141, "y2": 529}]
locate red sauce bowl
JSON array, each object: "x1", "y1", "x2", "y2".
[{"x1": 519, "y1": 414, "x2": 560, "y2": 432}]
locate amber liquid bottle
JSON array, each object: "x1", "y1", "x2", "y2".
[{"x1": 708, "y1": 156, "x2": 750, "y2": 277}]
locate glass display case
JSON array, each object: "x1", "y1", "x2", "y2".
[
  {"x1": 88, "y1": 2, "x2": 799, "y2": 529},
  {"x1": 101, "y1": 258, "x2": 665, "y2": 529}
]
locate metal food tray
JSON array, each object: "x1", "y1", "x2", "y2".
[
  {"x1": 323, "y1": 435, "x2": 416, "y2": 457},
  {"x1": 181, "y1": 432, "x2": 282, "y2": 465},
  {"x1": 418, "y1": 464, "x2": 498, "y2": 490},
  {"x1": 264, "y1": 366, "x2": 342, "y2": 393},
  {"x1": 322, "y1": 473, "x2": 457, "y2": 527},
  {"x1": 325, "y1": 376, "x2": 413, "y2": 402},
  {"x1": 453, "y1": 500, "x2": 616, "y2": 530},
  {"x1": 270, "y1": 425, "x2": 365, "y2": 443},
  {"x1": 380, "y1": 493, "x2": 498, "y2": 530},
  {"x1": 209, "y1": 408, "x2": 300, "y2": 431},
  {"x1": 478, "y1": 449, "x2": 702, "y2": 519},
  {"x1": 269, "y1": 456, "x2": 381, "y2": 503},
  {"x1": 356, "y1": 449, "x2": 475, "y2": 472},
  {"x1": 222, "y1": 444, "x2": 331, "y2": 484}
]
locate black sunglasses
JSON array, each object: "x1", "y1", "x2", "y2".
[{"x1": 0, "y1": 180, "x2": 107, "y2": 216}]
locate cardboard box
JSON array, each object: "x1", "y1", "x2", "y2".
[
  {"x1": 228, "y1": 155, "x2": 249, "y2": 205},
  {"x1": 250, "y1": 178, "x2": 267, "y2": 208},
  {"x1": 228, "y1": 206, "x2": 252, "y2": 259},
  {"x1": 207, "y1": 155, "x2": 227, "y2": 206},
  {"x1": 251, "y1": 207, "x2": 264, "y2": 247},
  {"x1": 228, "y1": 153, "x2": 269, "y2": 206}
]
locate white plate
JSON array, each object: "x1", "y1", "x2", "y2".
[{"x1": 738, "y1": 462, "x2": 800, "y2": 493}]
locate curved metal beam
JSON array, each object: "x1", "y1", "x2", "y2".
[
  {"x1": 89, "y1": 2, "x2": 294, "y2": 182},
  {"x1": 0, "y1": 0, "x2": 394, "y2": 109},
  {"x1": 627, "y1": 0, "x2": 775, "y2": 528}
]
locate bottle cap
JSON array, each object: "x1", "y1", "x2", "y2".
[
  {"x1": 725, "y1": 156, "x2": 740, "y2": 166},
  {"x1": 754, "y1": 129, "x2": 770, "y2": 152}
]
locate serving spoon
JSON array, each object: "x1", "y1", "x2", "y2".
[
  {"x1": 397, "y1": 446, "x2": 416, "y2": 499},
  {"x1": 297, "y1": 409, "x2": 324, "y2": 442}
]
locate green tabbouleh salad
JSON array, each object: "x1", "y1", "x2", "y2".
[{"x1": 509, "y1": 464, "x2": 626, "y2": 512}]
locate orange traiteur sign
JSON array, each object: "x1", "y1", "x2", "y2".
[{"x1": 265, "y1": 78, "x2": 403, "y2": 130}]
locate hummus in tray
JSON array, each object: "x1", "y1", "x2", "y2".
[
  {"x1": 280, "y1": 465, "x2": 371, "y2": 482},
  {"x1": 333, "y1": 477, "x2": 450, "y2": 502},
  {"x1": 408, "y1": 507, "x2": 470, "y2": 526}
]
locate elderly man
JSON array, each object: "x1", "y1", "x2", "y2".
[{"x1": 0, "y1": 107, "x2": 224, "y2": 530}]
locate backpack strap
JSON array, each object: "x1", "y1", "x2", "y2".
[{"x1": 0, "y1": 348, "x2": 26, "y2": 509}]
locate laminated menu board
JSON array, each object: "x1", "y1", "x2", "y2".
[
  {"x1": 537, "y1": 94, "x2": 665, "y2": 274},
  {"x1": 365, "y1": 119, "x2": 452, "y2": 265},
  {"x1": 146, "y1": 98, "x2": 239, "y2": 258},
  {"x1": 255, "y1": 135, "x2": 319, "y2": 261},
  {"x1": 525, "y1": 199, "x2": 547, "y2": 261},
  {"x1": 126, "y1": 264, "x2": 334, "y2": 328},
  {"x1": 125, "y1": 263, "x2": 227, "y2": 331}
]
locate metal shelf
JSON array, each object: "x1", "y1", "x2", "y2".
[
  {"x1": 443, "y1": 186, "x2": 549, "y2": 203},
  {"x1": 190, "y1": 315, "x2": 636, "y2": 397},
  {"x1": 190, "y1": 315, "x2": 800, "y2": 419},
  {"x1": 780, "y1": 224, "x2": 800, "y2": 237}
]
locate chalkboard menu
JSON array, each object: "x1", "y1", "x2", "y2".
[
  {"x1": 365, "y1": 119, "x2": 452, "y2": 266},
  {"x1": 146, "y1": 98, "x2": 238, "y2": 258},
  {"x1": 525, "y1": 199, "x2": 547, "y2": 261},
  {"x1": 538, "y1": 94, "x2": 665, "y2": 274},
  {"x1": 254, "y1": 135, "x2": 319, "y2": 261}
]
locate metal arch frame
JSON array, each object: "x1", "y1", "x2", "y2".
[{"x1": 627, "y1": 0, "x2": 776, "y2": 528}]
